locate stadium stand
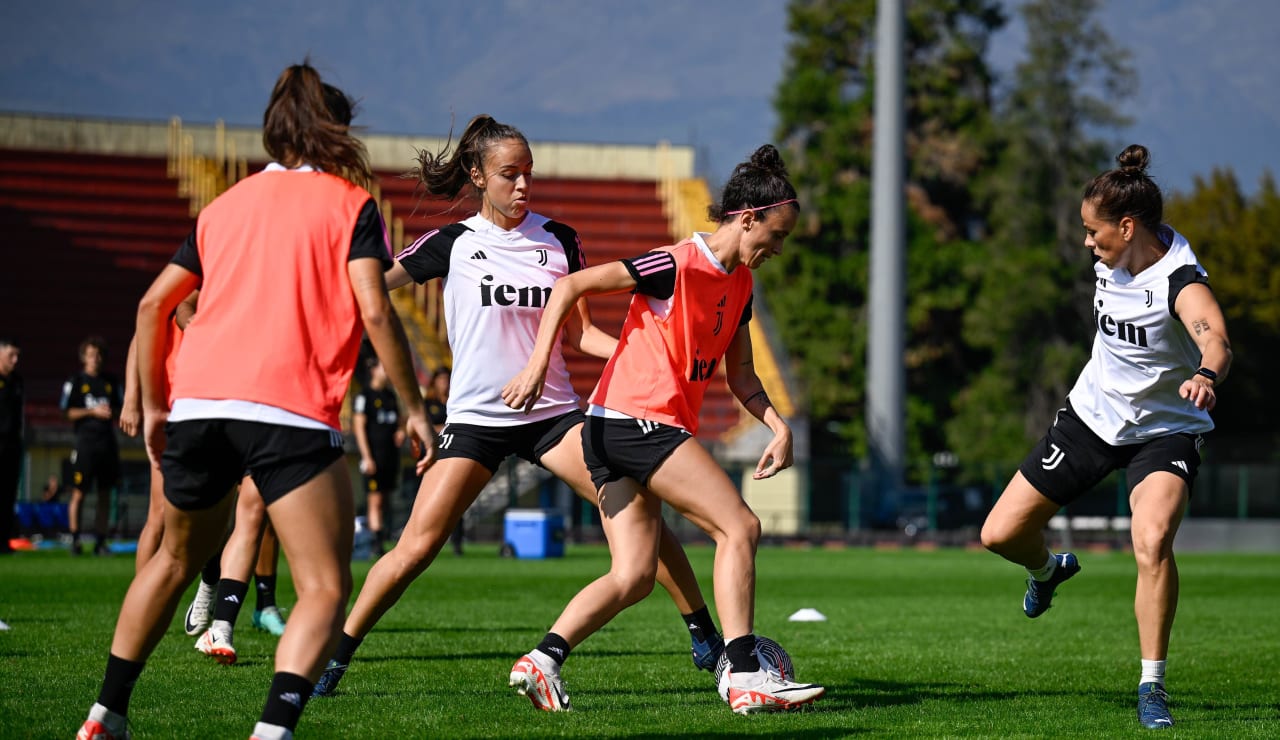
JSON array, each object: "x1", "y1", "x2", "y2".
[{"x1": 0, "y1": 119, "x2": 748, "y2": 441}]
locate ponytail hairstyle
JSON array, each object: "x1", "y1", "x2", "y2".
[
  {"x1": 708, "y1": 144, "x2": 799, "y2": 224},
  {"x1": 262, "y1": 60, "x2": 372, "y2": 189},
  {"x1": 412, "y1": 114, "x2": 529, "y2": 200},
  {"x1": 1082, "y1": 144, "x2": 1163, "y2": 233}
]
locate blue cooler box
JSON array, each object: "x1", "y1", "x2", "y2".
[{"x1": 503, "y1": 509, "x2": 565, "y2": 559}]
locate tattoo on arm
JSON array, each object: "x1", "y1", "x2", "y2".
[
  {"x1": 743, "y1": 390, "x2": 769, "y2": 409},
  {"x1": 1193, "y1": 319, "x2": 1210, "y2": 336}
]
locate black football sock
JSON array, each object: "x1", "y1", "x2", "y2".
[
  {"x1": 255, "y1": 573, "x2": 278, "y2": 610},
  {"x1": 725, "y1": 634, "x2": 762, "y2": 673},
  {"x1": 535, "y1": 632, "x2": 572, "y2": 667}
]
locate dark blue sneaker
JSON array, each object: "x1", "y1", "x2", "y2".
[
  {"x1": 691, "y1": 633, "x2": 725, "y2": 672},
  {"x1": 311, "y1": 659, "x2": 348, "y2": 697},
  {"x1": 1138, "y1": 682, "x2": 1174, "y2": 729},
  {"x1": 1023, "y1": 552, "x2": 1080, "y2": 618}
]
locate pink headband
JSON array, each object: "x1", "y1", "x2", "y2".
[{"x1": 725, "y1": 198, "x2": 798, "y2": 216}]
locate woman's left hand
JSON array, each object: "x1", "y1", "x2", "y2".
[
  {"x1": 752, "y1": 429, "x2": 794, "y2": 480},
  {"x1": 1180, "y1": 376, "x2": 1217, "y2": 412}
]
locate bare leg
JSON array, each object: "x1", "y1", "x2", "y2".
[
  {"x1": 341, "y1": 458, "x2": 493, "y2": 638},
  {"x1": 109, "y1": 492, "x2": 237, "y2": 660},
  {"x1": 69, "y1": 487, "x2": 84, "y2": 541},
  {"x1": 367, "y1": 491, "x2": 384, "y2": 536},
  {"x1": 222, "y1": 479, "x2": 268, "y2": 584},
  {"x1": 645, "y1": 441, "x2": 760, "y2": 640},
  {"x1": 134, "y1": 463, "x2": 166, "y2": 573},
  {"x1": 980, "y1": 471, "x2": 1063, "y2": 568},
  {"x1": 265, "y1": 458, "x2": 354, "y2": 680},
  {"x1": 539, "y1": 425, "x2": 708, "y2": 614},
  {"x1": 546, "y1": 477, "x2": 663, "y2": 644},
  {"x1": 256, "y1": 522, "x2": 279, "y2": 579},
  {"x1": 1128, "y1": 472, "x2": 1187, "y2": 660}
]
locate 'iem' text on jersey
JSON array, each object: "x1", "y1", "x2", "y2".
[
  {"x1": 396, "y1": 212, "x2": 584, "y2": 426},
  {"x1": 1068, "y1": 226, "x2": 1214, "y2": 444}
]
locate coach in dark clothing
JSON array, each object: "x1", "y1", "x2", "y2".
[
  {"x1": 0, "y1": 338, "x2": 23, "y2": 554},
  {"x1": 60, "y1": 337, "x2": 121, "y2": 556}
]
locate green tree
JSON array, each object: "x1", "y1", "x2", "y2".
[
  {"x1": 1166, "y1": 170, "x2": 1280, "y2": 459},
  {"x1": 766, "y1": 0, "x2": 1005, "y2": 474},
  {"x1": 945, "y1": 0, "x2": 1134, "y2": 471}
]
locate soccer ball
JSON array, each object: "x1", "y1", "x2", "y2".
[{"x1": 714, "y1": 635, "x2": 795, "y2": 701}]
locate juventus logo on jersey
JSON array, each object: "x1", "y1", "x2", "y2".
[
  {"x1": 470, "y1": 250, "x2": 488, "y2": 260},
  {"x1": 536, "y1": 248, "x2": 548, "y2": 266},
  {"x1": 1041, "y1": 443, "x2": 1065, "y2": 470},
  {"x1": 1145, "y1": 289, "x2": 1153, "y2": 307},
  {"x1": 712, "y1": 295, "x2": 727, "y2": 336}
]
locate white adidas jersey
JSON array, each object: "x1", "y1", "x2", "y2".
[
  {"x1": 397, "y1": 212, "x2": 585, "y2": 426},
  {"x1": 1068, "y1": 226, "x2": 1214, "y2": 444}
]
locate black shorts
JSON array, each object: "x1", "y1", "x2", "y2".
[
  {"x1": 162, "y1": 419, "x2": 346, "y2": 510},
  {"x1": 434, "y1": 410, "x2": 585, "y2": 473},
  {"x1": 1018, "y1": 403, "x2": 1204, "y2": 506},
  {"x1": 582, "y1": 415, "x2": 693, "y2": 492},
  {"x1": 71, "y1": 443, "x2": 119, "y2": 493},
  {"x1": 363, "y1": 451, "x2": 400, "y2": 495}
]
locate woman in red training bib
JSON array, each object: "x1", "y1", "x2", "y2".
[
  {"x1": 502, "y1": 144, "x2": 825, "y2": 714},
  {"x1": 77, "y1": 61, "x2": 433, "y2": 740}
]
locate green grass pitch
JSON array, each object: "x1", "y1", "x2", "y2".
[{"x1": 2, "y1": 544, "x2": 1278, "y2": 738}]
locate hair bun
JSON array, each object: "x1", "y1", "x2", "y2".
[
  {"x1": 1116, "y1": 144, "x2": 1151, "y2": 173},
  {"x1": 748, "y1": 144, "x2": 788, "y2": 177}
]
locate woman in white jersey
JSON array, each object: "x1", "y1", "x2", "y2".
[
  {"x1": 76, "y1": 62, "x2": 433, "y2": 740},
  {"x1": 312, "y1": 115, "x2": 723, "y2": 698},
  {"x1": 981, "y1": 145, "x2": 1232, "y2": 730}
]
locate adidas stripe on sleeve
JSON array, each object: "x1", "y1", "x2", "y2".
[
  {"x1": 396, "y1": 223, "x2": 472, "y2": 284},
  {"x1": 622, "y1": 251, "x2": 677, "y2": 299}
]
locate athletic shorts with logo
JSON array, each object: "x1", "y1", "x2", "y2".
[
  {"x1": 363, "y1": 450, "x2": 401, "y2": 495},
  {"x1": 71, "y1": 442, "x2": 120, "y2": 493},
  {"x1": 162, "y1": 419, "x2": 345, "y2": 509},
  {"x1": 1018, "y1": 402, "x2": 1203, "y2": 506},
  {"x1": 435, "y1": 409, "x2": 585, "y2": 473},
  {"x1": 582, "y1": 415, "x2": 693, "y2": 491}
]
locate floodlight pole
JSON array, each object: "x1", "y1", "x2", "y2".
[{"x1": 867, "y1": 0, "x2": 906, "y2": 503}]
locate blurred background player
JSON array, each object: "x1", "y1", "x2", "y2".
[
  {"x1": 60, "y1": 336, "x2": 122, "y2": 556},
  {"x1": 353, "y1": 355, "x2": 404, "y2": 556},
  {"x1": 0, "y1": 337, "x2": 22, "y2": 555},
  {"x1": 981, "y1": 145, "x2": 1233, "y2": 730},
  {"x1": 502, "y1": 144, "x2": 824, "y2": 714},
  {"x1": 312, "y1": 114, "x2": 722, "y2": 699},
  {"x1": 76, "y1": 61, "x2": 434, "y2": 740}
]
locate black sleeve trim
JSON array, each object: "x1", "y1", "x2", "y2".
[
  {"x1": 1168, "y1": 264, "x2": 1209, "y2": 317},
  {"x1": 738, "y1": 293, "x2": 754, "y2": 327},
  {"x1": 396, "y1": 222, "x2": 472, "y2": 283},
  {"x1": 348, "y1": 199, "x2": 393, "y2": 268},
  {"x1": 621, "y1": 251, "x2": 677, "y2": 299},
  {"x1": 171, "y1": 228, "x2": 202, "y2": 277},
  {"x1": 544, "y1": 220, "x2": 587, "y2": 272}
]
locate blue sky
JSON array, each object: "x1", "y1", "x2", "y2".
[{"x1": 2, "y1": 1, "x2": 1276, "y2": 194}]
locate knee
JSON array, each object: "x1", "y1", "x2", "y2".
[
  {"x1": 1130, "y1": 525, "x2": 1174, "y2": 570},
  {"x1": 980, "y1": 516, "x2": 1018, "y2": 554},
  {"x1": 612, "y1": 566, "x2": 658, "y2": 606},
  {"x1": 717, "y1": 510, "x2": 761, "y2": 550},
  {"x1": 386, "y1": 531, "x2": 445, "y2": 576}
]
